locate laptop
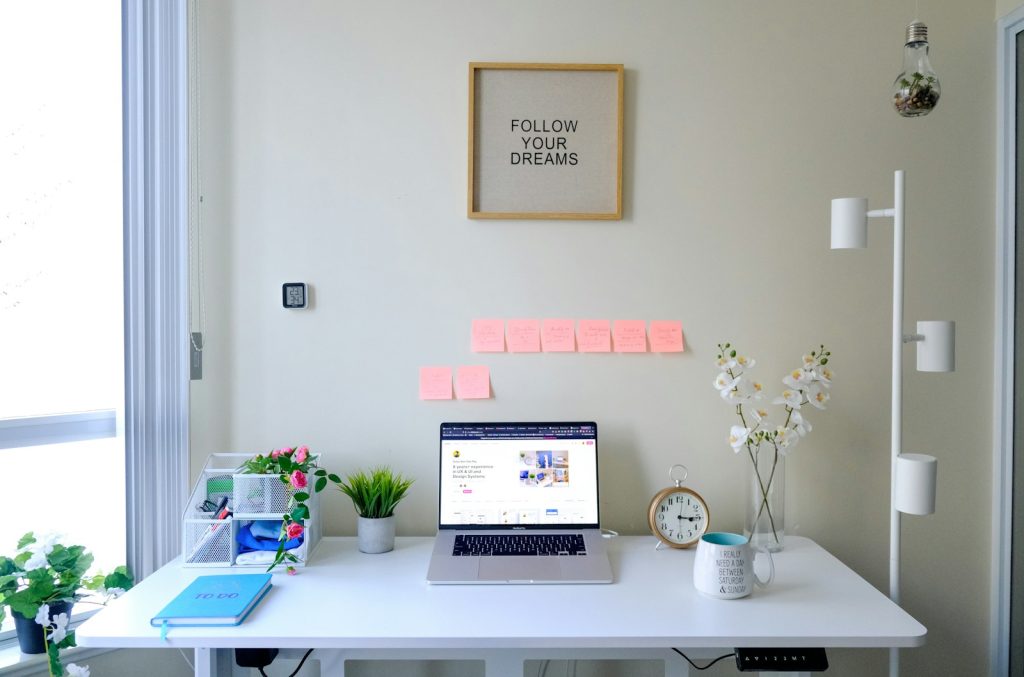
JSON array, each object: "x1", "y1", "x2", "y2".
[{"x1": 426, "y1": 422, "x2": 613, "y2": 584}]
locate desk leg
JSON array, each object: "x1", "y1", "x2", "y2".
[
  {"x1": 194, "y1": 647, "x2": 234, "y2": 677},
  {"x1": 194, "y1": 643, "x2": 212, "y2": 675},
  {"x1": 664, "y1": 653, "x2": 690, "y2": 677},
  {"x1": 316, "y1": 649, "x2": 346, "y2": 676}
]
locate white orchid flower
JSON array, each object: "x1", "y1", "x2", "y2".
[
  {"x1": 34, "y1": 604, "x2": 50, "y2": 627},
  {"x1": 791, "y1": 410, "x2": 813, "y2": 436},
  {"x1": 773, "y1": 389, "x2": 802, "y2": 409},
  {"x1": 815, "y1": 366, "x2": 834, "y2": 387},
  {"x1": 783, "y1": 368, "x2": 814, "y2": 388},
  {"x1": 803, "y1": 353, "x2": 815, "y2": 366},
  {"x1": 775, "y1": 426, "x2": 800, "y2": 453},
  {"x1": 728, "y1": 425, "x2": 751, "y2": 452},
  {"x1": 807, "y1": 385, "x2": 830, "y2": 410},
  {"x1": 750, "y1": 406, "x2": 771, "y2": 425},
  {"x1": 716, "y1": 356, "x2": 738, "y2": 371},
  {"x1": 735, "y1": 355, "x2": 756, "y2": 370},
  {"x1": 750, "y1": 381, "x2": 766, "y2": 399},
  {"x1": 66, "y1": 664, "x2": 90, "y2": 677},
  {"x1": 714, "y1": 373, "x2": 738, "y2": 391},
  {"x1": 721, "y1": 377, "x2": 757, "y2": 402}
]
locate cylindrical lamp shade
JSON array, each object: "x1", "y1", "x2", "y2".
[
  {"x1": 916, "y1": 320, "x2": 955, "y2": 372},
  {"x1": 894, "y1": 453, "x2": 938, "y2": 516},
  {"x1": 830, "y1": 198, "x2": 868, "y2": 249}
]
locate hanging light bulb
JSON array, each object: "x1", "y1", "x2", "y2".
[{"x1": 892, "y1": 21, "x2": 940, "y2": 117}]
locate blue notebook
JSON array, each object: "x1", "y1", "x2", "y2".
[{"x1": 150, "y1": 573, "x2": 272, "y2": 630}]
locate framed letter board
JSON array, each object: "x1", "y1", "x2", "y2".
[{"x1": 468, "y1": 63, "x2": 624, "y2": 220}]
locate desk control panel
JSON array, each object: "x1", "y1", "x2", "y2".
[{"x1": 734, "y1": 648, "x2": 828, "y2": 672}]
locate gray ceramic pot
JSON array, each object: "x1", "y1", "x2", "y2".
[{"x1": 357, "y1": 515, "x2": 395, "y2": 554}]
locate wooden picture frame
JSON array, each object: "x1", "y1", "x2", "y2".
[{"x1": 468, "y1": 62, "x2": 624, "y2": 220}]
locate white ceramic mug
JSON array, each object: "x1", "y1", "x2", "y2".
[{"x1": 693, "y1": 532, "x2": 775, "y2": 599}]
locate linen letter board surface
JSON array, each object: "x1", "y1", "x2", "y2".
[{"x1": 150, "y1": 573, "x2": 272, "y2": 627}]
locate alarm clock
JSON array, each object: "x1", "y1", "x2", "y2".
[{"x1": 647, "y1": 464, "x2": 709, "y2": 549}]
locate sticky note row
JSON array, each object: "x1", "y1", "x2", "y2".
[
  {"x1": 471, "y1": 319, "x2": 684, "y2": 354},
  {"x1": 419, "y1": 366, "x2": 491, "y2": 400}
]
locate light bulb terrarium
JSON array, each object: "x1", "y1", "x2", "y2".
[{"x1": 892, "y1": 21, "x2": 940, "y2": 118}]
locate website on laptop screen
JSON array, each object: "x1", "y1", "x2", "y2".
[{"x1": 439, "y1": 423, "x2": 599, "y2": 528}]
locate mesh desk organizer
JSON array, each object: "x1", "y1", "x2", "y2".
[{"x1": 183, "y1": 453, "x2": 322, "y2": 568}]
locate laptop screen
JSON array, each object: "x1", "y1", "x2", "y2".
[{"x1": 438, "y1": 422, "x2": 599, "y2": 530}]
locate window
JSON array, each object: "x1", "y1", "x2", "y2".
[{"x1": 0, "y1": 0, "x2": 125, "y2": 592}]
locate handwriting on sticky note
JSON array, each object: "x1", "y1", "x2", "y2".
[
  {"x1": 650, "y1": 320, "x2": 685, "y2": 352},
  {"x1": 577, "y1": 319, "x2": 611, "y2": 353},
  {"x1": 613, "y1": 320, "x2": 647, "y2": 353},
  {"x1": 419, "y1": 366, "x2": 452, "y2": 400},
  {"x1": 456, "y1": 365, "x2": 490, "y2": 399},
  {"x1": 541, "y1": 319, "x2": 576, "y2": 352},
  {"x1": 471, "y1": 319, "x2": 505, "y2": 352},
  {"x1": 507, "y1": 319, "x2": 540, "y2": 353}
]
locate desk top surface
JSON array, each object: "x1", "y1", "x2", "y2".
[{"x1": 76, "y1": 536, "x2": 925, "y2": 650}]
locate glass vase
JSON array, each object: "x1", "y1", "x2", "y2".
[{"x1": 745, "y1": 448, "x2": 785, "y2": 552}]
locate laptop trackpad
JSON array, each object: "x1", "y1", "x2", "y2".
[{"x1": 478, "y1": 557, "x2": 561, "y2": 582}]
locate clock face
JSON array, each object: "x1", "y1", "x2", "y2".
[
  {"x1": 649, "y1": 488, "x2": 708, "y2": 548},
  {"x1": 282, "y1": 283, "x2": 306, "y2": 309}
]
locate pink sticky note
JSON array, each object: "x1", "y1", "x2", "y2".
[
  {"x1": 471, "y1": 319, "x2": 505, "y2": 352},
  {"x1": 613, "y1": 320, "x2": 648, "y2": 353},
  {"x1": 419, "y1": 366, "x2": 453, "y2": 400},
  {"x1": 456, "y1": 365, "x2": 491, "y2": 399},
  {"x1": 650, "y1": 320, "x2": 685, "y2": 352},
  {"x1": 577, "y1": 319, "x2": 611, "y2": 353},
  {"x1": 541, "y1": 319, "x2": 576, "y2": 352},
  {"x1": 507, "y1": 319, "x2": 540, "y2": 353}
]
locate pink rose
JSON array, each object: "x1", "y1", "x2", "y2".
[
  {"x1": 286, "y1": 566, "x2": 297, "y2": 576},
  {"x1": 270, "y1": 449, "x2": 280, "y2": 459},
  {"x1": 295, "y1": 446, "x2": 309, "y2": 464},
  {"x1": 286, "y1": 522, "x2": 304, "y2": 540},
  {"x1": 290, "y1": 469, "x2": 307, "y2": 489}
]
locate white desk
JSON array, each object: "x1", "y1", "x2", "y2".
[{"x1": 76, "y1": 536, "x2": 925, "y2": 677}]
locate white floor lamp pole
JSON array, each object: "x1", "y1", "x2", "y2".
[
  {"x1": 889, "y1": 169, "x2": 905, "y2": 677},
  {"x1": 831, "y1": 170, "x2": 950, "y2": 677}
]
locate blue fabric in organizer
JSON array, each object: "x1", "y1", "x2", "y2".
[{"x1": 237, "y1": 521, "x2": 304, "y2": 553}]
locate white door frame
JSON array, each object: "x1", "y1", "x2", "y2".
[{"x1": 993, "y1": 6, "x2": 1024, "y2": 676}]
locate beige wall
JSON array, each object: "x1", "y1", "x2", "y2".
[
  {"x1": 999, "y1": 0, "x2": 1024, "y2": 20},
  {"x1": 185, "y1": 1, "x2": 996, "y2": 675}
]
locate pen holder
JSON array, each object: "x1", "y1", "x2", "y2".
[{"x1": 182, "y1": 514, "x2": 234, "y2": 566}]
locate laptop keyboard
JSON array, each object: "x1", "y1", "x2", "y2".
[{"x1": 452, "y1": 534, "x2": 587, "y2": 557}]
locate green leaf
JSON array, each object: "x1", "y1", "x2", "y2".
[
  {"x1": 315, "y1": 477, "x2": 327, "y2": 493},
  {"x1": 103, "y1": 569, "x2": 134, "y2": 592},
  {"x1": 47, "y1": 642, "x2": 64, "y2": 677},
  {"x1": 16, "y1": 533, "x2": 36, "y2": 550},
  {"x1": 57, "y1": 628, "x2": 77, "y2": 650},
  {"x1": 293, "y1": 492, "x2": 310, "y2": 503},
  {"x1": 314, "y1": 469, "x2": 327, "y2": 477},
  {"x1": 336, "y1": 466, "x2": 414, "y2": 518},
  {"x1": 328, "y1": 473, "x2": 341, "y2": 484},
  {"x1": 0, "y1": 556, "x2": 16, "y2": 577}
]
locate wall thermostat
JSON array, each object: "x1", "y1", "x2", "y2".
[{"x1": 282, "y1": 282, "x2": 307, "y2": 309}]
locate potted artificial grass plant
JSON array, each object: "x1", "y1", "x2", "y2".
[{"x1": 335, "y1": 467, "x2": 413, "y2": 554}]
